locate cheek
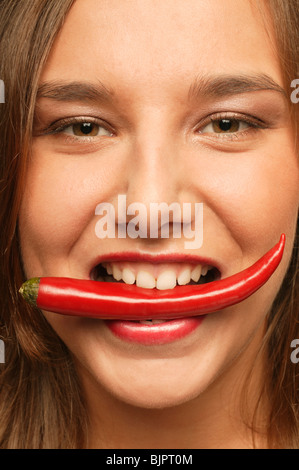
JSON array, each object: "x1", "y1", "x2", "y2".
[
  {"x1": 20, "y1": 173, "x2": 83, "y2": 253},
  {"x1": 18, "y1": 155, "x2": 98, "y2": 274},
  {"x1": 19, "y1": 141, "x2": 129, "y2": 259},
  {"x1": 188, "y1": 139, "x2": 299, "y2": 247}
]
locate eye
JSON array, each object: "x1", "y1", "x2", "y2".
[
  {"x1": 63, "y1": 121, "x2": 113, "y2": 137},
  {"x1": 200, "y1": 118, "x2": 251, "y2": 134}
]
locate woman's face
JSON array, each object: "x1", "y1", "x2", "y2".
[{"x1": 19, "y1": 0, "x2": 299, "y2": 408}]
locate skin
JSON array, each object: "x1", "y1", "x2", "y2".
[{"x1": 19, "y1": 0, "x2": 299, "y2": 448}]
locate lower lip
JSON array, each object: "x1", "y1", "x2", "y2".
[{"x1": 105, "y1": 316, "x2": 205, "y2": 345}]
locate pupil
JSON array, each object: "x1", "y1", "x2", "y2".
[
  {"x1": 219, "y1": 119, "x2": 232, "y2": 131},
  {"x1": 80, "y1": 123, "x2": 93, "y2": 135}
]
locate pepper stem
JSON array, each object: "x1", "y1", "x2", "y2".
[{"x1": 19, "y1": 277, "x2": 40, "y2": 306}]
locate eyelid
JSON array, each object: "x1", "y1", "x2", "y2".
[
  {"x1": 196, "y1": 111, "x2": 267, "y2": 134},
  {"x1": 38, "y1": 115, "x2": 115, "y2": 137}
]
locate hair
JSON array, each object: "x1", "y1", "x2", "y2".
[{"x1": 0, "y1": 0, "x2": 298, "y2": 449}]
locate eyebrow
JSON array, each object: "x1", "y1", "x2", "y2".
[
  {"x1": 36, "y1": 73, "x2": 287, "y2": 105},
  {"x1": 37, "y1": 80, "x2": 114, "y2": 103},
  {"x1": 188, "y1": 73, "x2": 287, "y2": 100}
]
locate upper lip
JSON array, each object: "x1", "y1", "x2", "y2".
[{"x1": 89, "y1": 251, "x2": 222, "y2": 280}]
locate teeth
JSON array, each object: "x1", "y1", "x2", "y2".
[
  {"x1": 177, "y1": 268, "x2": 191, "y2": 285},
  {"x1": 201, "y1": 266, "x2": 209, "y2": 276},
  {"x1": 156, "y1": 270, "x2": 177, "y2": 290},
  {"x1": 136, "y1": 271, "x2": 156, "y2": 289},
  {"x1": 112, "y1": 265, "x2": 122, "y2": 281},
  {"x1": 139, "y1": 319, "x2": 166, "y2": 325},
  {"x1": 100, "y1": 263, "x2": 213, "y2": 289},
  {"x1": 191, "y1": 265, "x2": 202, "y2": 282},
  {"x1": 106, "y1": 265, "x2": 113, "y2": 275},
  {"x1": 122, "y1": 268, "x2": 135, "y2": 285}
]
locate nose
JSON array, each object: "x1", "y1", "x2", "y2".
[{"x1": 112, "y1": 109, "x2": 199, "y2": 244}]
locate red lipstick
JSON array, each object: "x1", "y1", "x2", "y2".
[{"x1": 106, "y1": 317, "x2": 205, "y2": 345}]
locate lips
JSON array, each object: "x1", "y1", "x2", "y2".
[
  {"x1": 106, "y1": 317, "x2": 205, "y2": 345},
  {"x1": 19, "y1": 234, "x2": 285, "y2": 322}
]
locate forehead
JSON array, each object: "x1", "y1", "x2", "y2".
[{"x1": 41, "y1": 0, "x2": 283, "y2": 97}]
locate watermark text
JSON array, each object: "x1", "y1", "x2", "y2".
[
  {"x1": 291, "y1": 79, "x2": 299, "y2": 104},
  {"x1": 290, "y1": 339, "x2": 299, "y2": 364},
  {"x1": 106, "y1": 453, "x2": 193, "y2": 467},
  {"x1": 95, "y1": 195, "x2": 203, "y2": 249},
  {"x1": 0, "y1": 80, "x2": 4, "y2": 103},
  {"x1": 0, "y1": 340, "x2": 4, "y2": 363}
]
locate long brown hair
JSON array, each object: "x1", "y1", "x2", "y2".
[
  {"x1": 0, "y1": 0, "x2": 298, "y2": 448},
  {"x1": 242, "y1": 0, "x2": 299, "y2": 449},
  {"x1": 0, "y1": 0, "x2": 86, "y2": 448}
]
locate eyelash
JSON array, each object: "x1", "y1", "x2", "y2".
[
  {"x1": 196, "y1": 112, "x2": 266, "y2": 139},
  {"x1": 41, "y1": 112, "x2": 266, "y2": 143},
  {"x1": 42, "y1": 116, "x2": 114, "y2": 141}
]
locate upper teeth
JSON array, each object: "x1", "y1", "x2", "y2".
[{"x1": 97, "y1": 262, "x2": 212, "y2": 290}]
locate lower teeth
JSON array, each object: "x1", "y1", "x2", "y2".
[{"x1": 139, "y1": 319, "x2": 166, "y2": 325}]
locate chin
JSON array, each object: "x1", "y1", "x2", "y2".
[
  {"x1": 111, "y1": 386, "x2": 200, "y2": 410},
  {"x1": 97, "y1": 365, "x2": 211, "y2": 410}
]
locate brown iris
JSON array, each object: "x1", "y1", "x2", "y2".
[
  {"x1": 212, "y1": 119, "x2": 240, "y2": 133},
  {"x1": 72, "y1": 122, "x2": 99, "y2": 136}
]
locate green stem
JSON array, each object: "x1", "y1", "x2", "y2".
[{"x1": 19, "y1": 277, "x2": 40, "y2": 306}]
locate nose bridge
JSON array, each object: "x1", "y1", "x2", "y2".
[{"x1": 125, "y1": 106, "x2": 180, "y2": 208}]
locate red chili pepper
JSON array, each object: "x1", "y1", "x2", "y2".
[{"x1": 19, "y1": 234, "x2": 285, "y2": 320}]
